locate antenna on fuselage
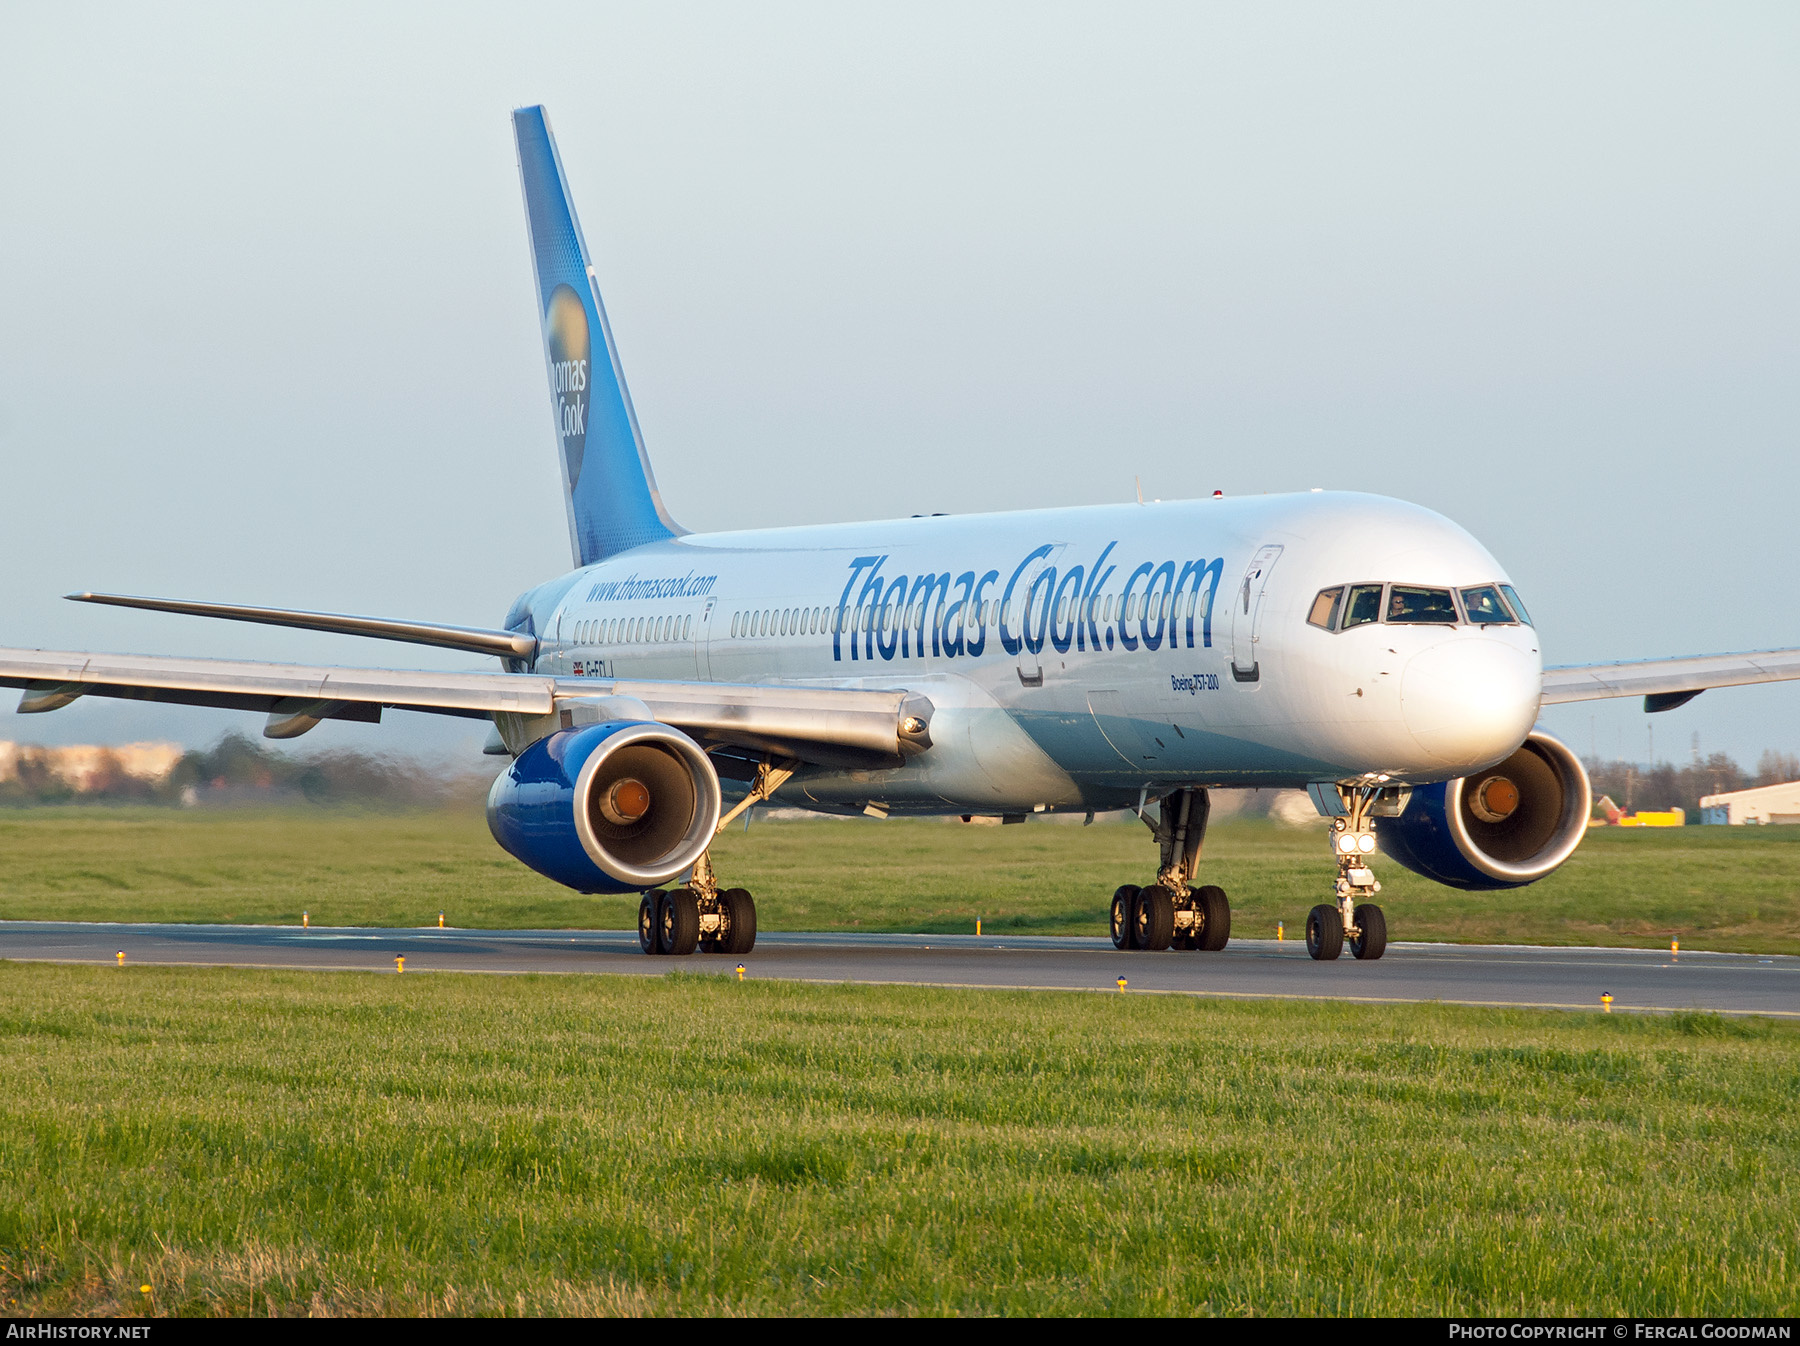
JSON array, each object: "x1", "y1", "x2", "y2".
[{"x1": 1134, "y1": 476, "x2": 1144, "y2": 505}]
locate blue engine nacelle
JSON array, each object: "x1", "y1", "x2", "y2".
[
  {"x1": 1378, "y1": 730, "x2": 1591, "y2": 891},
  {"x1": 487, "y1": 720, "x2": 722, "y2": 894}
]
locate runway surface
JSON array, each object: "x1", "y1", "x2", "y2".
[{"x1": 2, "y1": 920, "x2": 1796, "y2": 1015}]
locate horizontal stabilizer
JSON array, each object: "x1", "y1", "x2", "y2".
[{"x1": 68, "y1": 592, "x2": 535, "y2": 661}]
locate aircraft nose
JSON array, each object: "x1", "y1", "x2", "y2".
[{"x1": 1400, "y1": 638, "x2": 1539, "y2": 769}]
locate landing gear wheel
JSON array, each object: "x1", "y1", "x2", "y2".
[
  {"x1": 1134, "y1": 885, "x2": 1175, "y2": 952},
  {"x1": 1110, "y1": 885, "x2": 1141, "y2": 950},
  {"x1": 1350, "y1": 903, "x2": 1387, "y2": 960},
  {"x1": 1195, "y1": 884, "x2": 1231, "y2": 952},
  {"x1": 720, "y1": 888, "x2": 757, "y2": 955},
  {"x1": 1305, "y1": 903, "x2": 1343, "y2": 961},
  {"x1": 659, "y1": 887, "x2": 700, "y2": 956},
  {"x1": 638, "y1": 892, "x2": 664, "y2": 955}
]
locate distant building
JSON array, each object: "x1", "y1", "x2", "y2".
[
  {"x1": 1699, "y1": 780, "x2": 1800, "y2": 825},
  {"x1": 0, "y1": 741, "x2": 184, "y2": 792}
]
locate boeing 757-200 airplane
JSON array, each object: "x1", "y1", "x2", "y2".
[{"x1": 8, "y1": 106, "x2": 1800, "y2": 961}]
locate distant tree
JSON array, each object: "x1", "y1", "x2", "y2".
[
  {"x1": 1754, "y1": 750, "x2": 1800, "y2": 787},
  {"x1": 1583, "y1": 750, "x2": 1748, "y2": 822}
]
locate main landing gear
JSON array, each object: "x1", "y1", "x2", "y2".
[
  {"x1": 637, "y1": 863, "x2": 757, "y2": 956},
  {"x1": 1305, "y1": 781, "x2": 1402, "y2": 961},
  {"x1": 1109, "y1": 787, "x2": 1232, "y2": 953},
  {"x1": 638, "y1": 757, "x2": 797, "y2": 958}
]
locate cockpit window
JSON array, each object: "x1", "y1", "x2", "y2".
[
  {"x1": 1499, "y1": 584, "x2": 1533, "y2": 627},
  {"x1": 1460, "y1": 584, "x2": 1514, "y2": 624},
  {"x1": 1341, "y1": 583, "x2": 1384, "y2": 629},
  {"x1": 1386, "y1": 585, "x2": 1459, "y2": 624},
  {"x1": 1307, "y1": 587, "x2": 1344, "y2": 630}
]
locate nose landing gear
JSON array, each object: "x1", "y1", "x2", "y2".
[
  {"x1": 1108, "y1": 788, "x2": 1232, "y2": 952},
  {"x1": 1307, "y1": 782, "x2": 1404, "y2": 961}
]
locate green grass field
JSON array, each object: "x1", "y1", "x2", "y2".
[
  {"x1": 2, "y1": 807, "x2": 1798, "y2": 953},
  {"x1": 1, "y1": 963, "x2": 1795, "y2": 1316}
]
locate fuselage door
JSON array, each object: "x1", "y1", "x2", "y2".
[
  {"x1": 699, "y1": 598, "x2": 717, "y2": 680},
  {"x1": 1087, "y1": 689, "x2": 1161, "y2": 769},
  {"x1": 1013, "y1": 544, "x2": 1068, "y2": 688},
  {"x1": 1230, "y1": 544, "x2": 1284, "y2": 683}
]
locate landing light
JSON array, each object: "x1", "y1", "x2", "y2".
[{"x1": 600, "y1": 777, "x2": 652, "y2": 826}]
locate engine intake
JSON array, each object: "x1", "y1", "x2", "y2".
[
  {"x1": 487, "y1": 720, "x2": 722, "y2": 894},
  {"x1": 1377, "y1": 730, "x2": 1591, "y2": 891}
]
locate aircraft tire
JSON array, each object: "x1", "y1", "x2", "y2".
[
  {"x1": 1195, "y1": 885, "x2": 1231, "y2": 952},
  {"x1": 1135, "y1": 885, "x2": 1175, "y2": 951},
  {"x1": 1350, "y1": 904, "x2": 1387, "y2": 960},
  {"x1": 660, "y1": 888, "x2": 700, "y2": 956},
  {"x1": 1305, "y1": 903, "x2": 1344, "y2": 961},
  {"x1": 720, "y1": 888, "x2": 757, "y2": 955},
  {"x1": 638, "y1": 892, "x2": 663, "y2": 955},
  {"x1": 1110, "y1": 885, "x2": 1141, "y2": 950}
]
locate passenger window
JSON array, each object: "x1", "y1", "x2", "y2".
[
  {"x1": 1499, "y1": 584, "x2": 1534, "y2": 627},
  {"x1": 1387, "y1": 586, "x2": 1459, "y2": 624},
  {"x1": 1307, "y1": 587, "x2": 1344, "y2": 631},
  {"x1": 1342, "y1": 584, "x2": 1383, "y2": 629},
  {"x1": 1461, "y1": 585, "x2": 1513, "y2": 624}
]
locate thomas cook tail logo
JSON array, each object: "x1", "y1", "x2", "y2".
[{"x1": 544, "y1": 284, "x2": 591, "y2": 489}]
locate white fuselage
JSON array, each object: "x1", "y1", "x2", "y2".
[{"x1": 527, "y1": 490, "x2": 1542, "y2": 815}]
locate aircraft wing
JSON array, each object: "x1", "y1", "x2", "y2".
[
  {"x1": 1540, "y1": 648, "x2": 1800, "y2": 711},
  {"x1": 0, "y1": 647, "x2": 931, "y2": 764}
]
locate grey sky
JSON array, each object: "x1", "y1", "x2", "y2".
[{"x1": 2, "y1": 3, "x2": 1798, "y2": 770}]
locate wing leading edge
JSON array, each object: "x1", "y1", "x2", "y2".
[
  {"x1": 1540, "y1": 647, "x2": 1800, "y2": 711},
  {"x1": 0, "y1": 647, "x2": 931, "y2": 765}
]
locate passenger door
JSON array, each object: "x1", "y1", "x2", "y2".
[
  {"x1": 1014, "y1": 545, "x2": 1068, "y2": 688},
  {"x1": 697, "y1": 598, "x2": 716, "y2": 679},
  {"x1": 1230, "y1": 544, "x2": 1283, "y2": 684}
]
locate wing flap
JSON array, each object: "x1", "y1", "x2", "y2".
[
  {"x1": 0, "y1": 647, "x2": 929, "y2": 762},
  {"x1": 0, "y1": 649, "x2": 554, "y2": 717},
  {"x1": 578, "y1": 678, "x2": 933, "y2": 762},
  {"x1": 1540, "y1": 648, "x2": 1800, "y2": 706}
]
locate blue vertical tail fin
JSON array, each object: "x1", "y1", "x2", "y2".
[{"x1": 513, "y1": 105, "x2": 682, "y2": 566}]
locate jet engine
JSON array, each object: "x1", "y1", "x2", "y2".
[
  {"x1": 487, "y1": 720, "x2": 722, "y2": 893},
  {"x1": 1377, "y1": 730, "x2": 1591, "y2": 891}
]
